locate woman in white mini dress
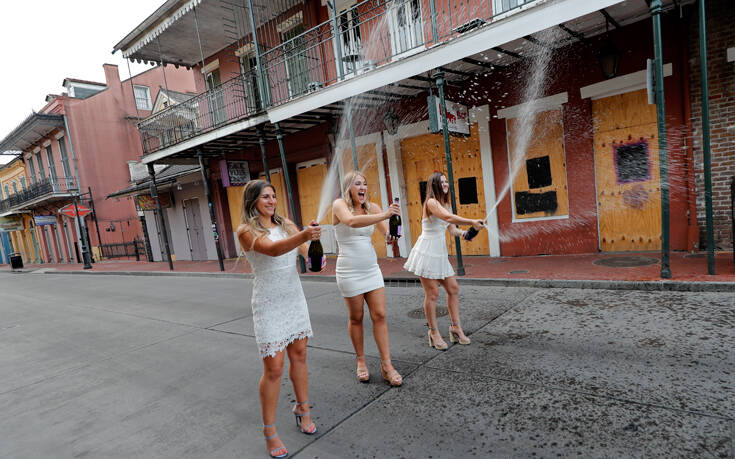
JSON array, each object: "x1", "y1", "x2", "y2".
[
  {"x1": 404, "y1": 172, "x2": 484, "y2": 351},
  {"x1": 332, "y1": 170, "x2": 402, "y2": 386},
  {"x1": 237, "y1": 179, "x2": 323, "y2": 458}
]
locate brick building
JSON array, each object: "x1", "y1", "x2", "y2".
[{"x1": 688, "y1": 0, "x2": 735, "y2": 250}]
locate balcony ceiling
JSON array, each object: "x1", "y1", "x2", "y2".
[
  {"x1": 114, "y1": 0, "x2": 302, "y2": 67},
  {"x1": 0, "y1": 113, "x2": 64, "y2": 154}
]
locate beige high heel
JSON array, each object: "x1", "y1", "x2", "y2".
[
  {"x1": 449, "y1": 322, "x2": 471, "y2": 345},
  {"x1": 427, "y1": 325, "x2": 448, "y2": 350},
  {"x1": 380, "y1": 361, "x2": 403, "y2": 387}
]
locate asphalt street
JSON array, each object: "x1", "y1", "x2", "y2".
[{"x1": 0, "y1": 273, "x2": 733, "y2": 458}]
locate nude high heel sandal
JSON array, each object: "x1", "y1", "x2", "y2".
[
  {"x1": 449, "y1": 322, "x2": 471, "y2": 345},
  {"x1": 426, "y1": 325, "x2": 448, "y2": 350}
]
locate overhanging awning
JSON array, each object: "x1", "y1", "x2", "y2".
[
  {"x1": 0, "y1": 113, "x2": 65, "y2": 153},
  {"x1": 107, "y1": 165, "x2": 201, "y2": 199}
]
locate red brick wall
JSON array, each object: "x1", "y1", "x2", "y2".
[{"x1": 688, "y1": 0, "x2": 735, "y2": 250}]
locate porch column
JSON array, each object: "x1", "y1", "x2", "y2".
[
  {"x1": 433, "y1": 70, "x2": 465, "y2": 276},
  {"x1": 275, "y1": 122, "x2": 306, "y2": 273},
  {"x1": 256, "y1": 126, "x2": 271, "y2": 181},
  {"x1": 347, "y1": 99, "x2": 359, "y2": 170},
  {"x1": 72, "y1": 195, "x2": 92, "y2": 269},
  {"x1": 698, "y1": 0, "x2": 715, "y2": 274},
  {"x1": 198, "y1": 150, "x2": 225, "y2": 272},
  {"x1": 147, "y1": 164, "x2": 174, "y2": 270},
  {"x1": 88, "y1": 186, "x2": 103, "y2": 259},
  {"x1": 650, "y1": 0, "x2": 671, "y2": 279}
]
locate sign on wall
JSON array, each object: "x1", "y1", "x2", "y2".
[
  {"x1": 59, "y1": 203, "x2": 93, "y2": 218},
  {"x1": 220, "y1": 160, "x2": 251, "y2": 187},
  {"x1": 428, "y1": 95, "x2": 470, "y2": 136},
  {"x1": 34, "y1": 215, "x2": 57, "y2": 226},
  {"x1": 135, "y1": 192, "x2": 172, "y2": 211},
  {"x1": 0, "y1": 216, "x2": 24, "y2": 232}
]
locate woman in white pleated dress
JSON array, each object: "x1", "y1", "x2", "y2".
[
  {"x1": 332, "y1": 171, "x2": 402, "y2": 386},
  {"x1": 404, "y1": 172, "x2": 484, "y2": 351},
  {"x1": 237, "y1": 179, "x2": 323, "y2": 458}
]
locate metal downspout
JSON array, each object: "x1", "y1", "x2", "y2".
[
  {"x1": 698, "y1": 0, "x2": 715, "y2": 274},
  {"x1": 651, "y1": 0, "x2": 671, "y2": 278}
]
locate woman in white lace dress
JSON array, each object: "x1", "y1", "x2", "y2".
[
  {"x1": 403, "y1": 172, "x2": 484, "y2": 351},
  {"x1": 237, "y1": 180, "x2": 322, "y2": 459},
  {"x1": 332, "y1": 171, "x2": 402, "y2": 386}
]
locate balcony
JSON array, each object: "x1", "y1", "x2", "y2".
[
  {"x1": 138, "y1": 68, "x2": 264, "y2": 155},
  {"x1": 260, "y1": 0, "x2": 535, "y2": 107},
  {"x1": 0, "y1": 176, "x2": 78, "y2": 214}
]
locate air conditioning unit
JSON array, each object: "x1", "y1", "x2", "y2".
[{"x1": 307, "y1": 81, "x2": 323, "y2": 92}]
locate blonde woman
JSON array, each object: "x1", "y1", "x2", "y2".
[
  {"x1": 332, "y1": 170, "x2": 403, "y2": 386},
  {"x1": 403, "y1": 172, "x2": 484, "y2": 350},
  {"x1": 237, "y1": 180, "x2": 323, "y2": 458}
]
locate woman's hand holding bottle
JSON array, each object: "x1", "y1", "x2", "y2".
[{"x1": 303, "y1": 220, "x2": 321, "y2": 241}]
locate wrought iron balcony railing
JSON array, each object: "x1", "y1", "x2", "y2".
[
  {"x1": 135, "y1": 0, "x2": 536, "y2": 156},
  {"x1": 260, "y1": 0, "x2": 534, "y2": 107},
  {"x1": 138, "y1": 68, "x2": 264, "y2": 155},
  {"x1": 0, "y1": 176, "x2": 78, "y2": 214}
]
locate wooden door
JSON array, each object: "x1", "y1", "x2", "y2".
[
  {"x1": 400, "y1": 124, "x2": 489, "y2": 255},
  {"x1": 296, "y1": 161, "x2": 330, "y2": 225},
  {"x1": 507, "y1": 109, "x2": 569, "y2": 220},
  {"x1": 184, "y1": 198, "x2": 207, "y2": 260},
  {"x1": 592, "y1": 89, "x2": 661, "y2": 252},
  {"x1": 342, "y1": 144, "x2": 387, "y2": 257}
]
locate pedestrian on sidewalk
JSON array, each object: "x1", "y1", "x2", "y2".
[
  {"x1": 332, "y1": 171, "x2": 403, "y2": 387},
  {"x1": 237, "y1": 179, "x2": 323, "y2": 458},
  {"x1": 403, "y1": 172, "x2": 484, "y2": 350}
]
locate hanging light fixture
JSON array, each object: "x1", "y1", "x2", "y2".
[
  {"x1": 598, "y1": 18, "x2": 620, "y2": 79},
  {"x1": 382, "y1": 108, "x2": 400, "y2": 136}
]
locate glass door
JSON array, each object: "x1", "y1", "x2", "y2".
[{"x1": 388, "y1": 0, "x2": 423, "y2": 59}]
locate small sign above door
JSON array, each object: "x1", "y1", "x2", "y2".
[
  {"x1": 427, "y1": 95, "x2": 470, "y2": 136},
  {"x1": 221, "y1": 160, "x2": 251, "y2": 187}
]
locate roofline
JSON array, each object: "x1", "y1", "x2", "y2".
[
  {"x1": 112, "y1": 0, "x2": 187, "y2": 55},
  {"x1": 0, "y1": 113, "x2": 65, "y2": 153}
]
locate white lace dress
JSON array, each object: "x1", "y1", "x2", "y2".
[
  {"x1": 244, "y1": 226, "x2": 313, "y2": 358},
  {"x1": 335, "y1": 222, "x2": 384, "y2": 297},
  {"x1": 403, "y1": 216, "x2": 455, "y2": 279}
]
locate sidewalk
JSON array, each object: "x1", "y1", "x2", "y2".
[{"x1": 4, "y1": 250, "x2": 734, "y2": 284}]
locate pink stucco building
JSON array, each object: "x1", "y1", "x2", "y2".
[{"x1": 0, "y1": 64, "x2": 196, "y2": 264}]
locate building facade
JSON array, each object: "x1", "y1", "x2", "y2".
[
  {"x1": 112, "y1": 0, "x2": 729, "y2": 268},
  {"x1": 0, "y1": 64, "x2": 196, "y2": 264}
]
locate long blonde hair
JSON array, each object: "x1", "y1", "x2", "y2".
[
  {"x1": 240, "y1": 179, "x2": 295, "y2": 245},
  {"x1": 341, "y1": 170, "x2": 371, "y2": 214}
]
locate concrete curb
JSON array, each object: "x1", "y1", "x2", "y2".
[{"x1": 22, "y1": 269, "x2": 735, "y2": 292}]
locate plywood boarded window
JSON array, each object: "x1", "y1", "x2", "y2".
[{"x1": 506, "y1": 108, "x2": 569, "y2": 220}]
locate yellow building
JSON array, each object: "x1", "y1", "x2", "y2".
[{"x1": 0, "y1": 157, "x2": 42, "y2": 263}]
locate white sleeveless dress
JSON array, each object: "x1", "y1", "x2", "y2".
[
  {"x1": 335, "y1": 222, "x2": 384, "y2": 297},
  {"x1": 244, "y1": 226, "x2": 313, "y2": 358},
  {"x1": 403, "y1": 216, "x2": 455, "y2": 279}
]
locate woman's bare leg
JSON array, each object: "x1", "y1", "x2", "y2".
[
  {"x1": 286, "y1": 338, "x2": 314, "y2": 430},
  {"x1": 364, "y1": 288, "x2": 400, "y2": 383},
  {"x1": 420, "y1": 277, "x2": 447, "y2": 348},
  {"x1": 439, "y1": 276, "x2": 469, "y2": 341},
  {"x1": 345, "y1": 294, "x2": 369, "y2": 379},
  {"x1": 261, "y1": 351, "x2": 286, "y2": 454}
]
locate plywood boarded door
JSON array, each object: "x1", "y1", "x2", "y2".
[
  {"x1": 342, "y1": 144, "x2": 387, "y2": 258},
  {"x1": 400, "y1": 124, "x2": 489, "y2": 256},
  {"x1": 296, "y1": 160, "x2": 331, "y2": 225},
  {"x1": 593, "y1": 89, "x2": 661, "y2": 252}
]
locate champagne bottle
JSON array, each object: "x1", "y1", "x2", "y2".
[
  {"x1": 388, "y1": 197, "x2": 402, "y2": 238},
  {"x1": 307, "y1": 224, "x2": 324, "y2": 272},
  {"x1": 463, "y1": 221, "x2": 483, "y2": 241}
]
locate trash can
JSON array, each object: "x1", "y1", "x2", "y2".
[{"x1": 10, "y1": 252, "x2": 23, "y2": 270}]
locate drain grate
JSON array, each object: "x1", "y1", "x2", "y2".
[
  {"x1": 593, "y1": 256, "x2": 658, "y2": 268},
  {"x1": 407, "y1": 306, "x2": 448, "y2": 319}
]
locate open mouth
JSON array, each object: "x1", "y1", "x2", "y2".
[{"x1": 357, "y1": 192, "x2": 366, "y2": 200}]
